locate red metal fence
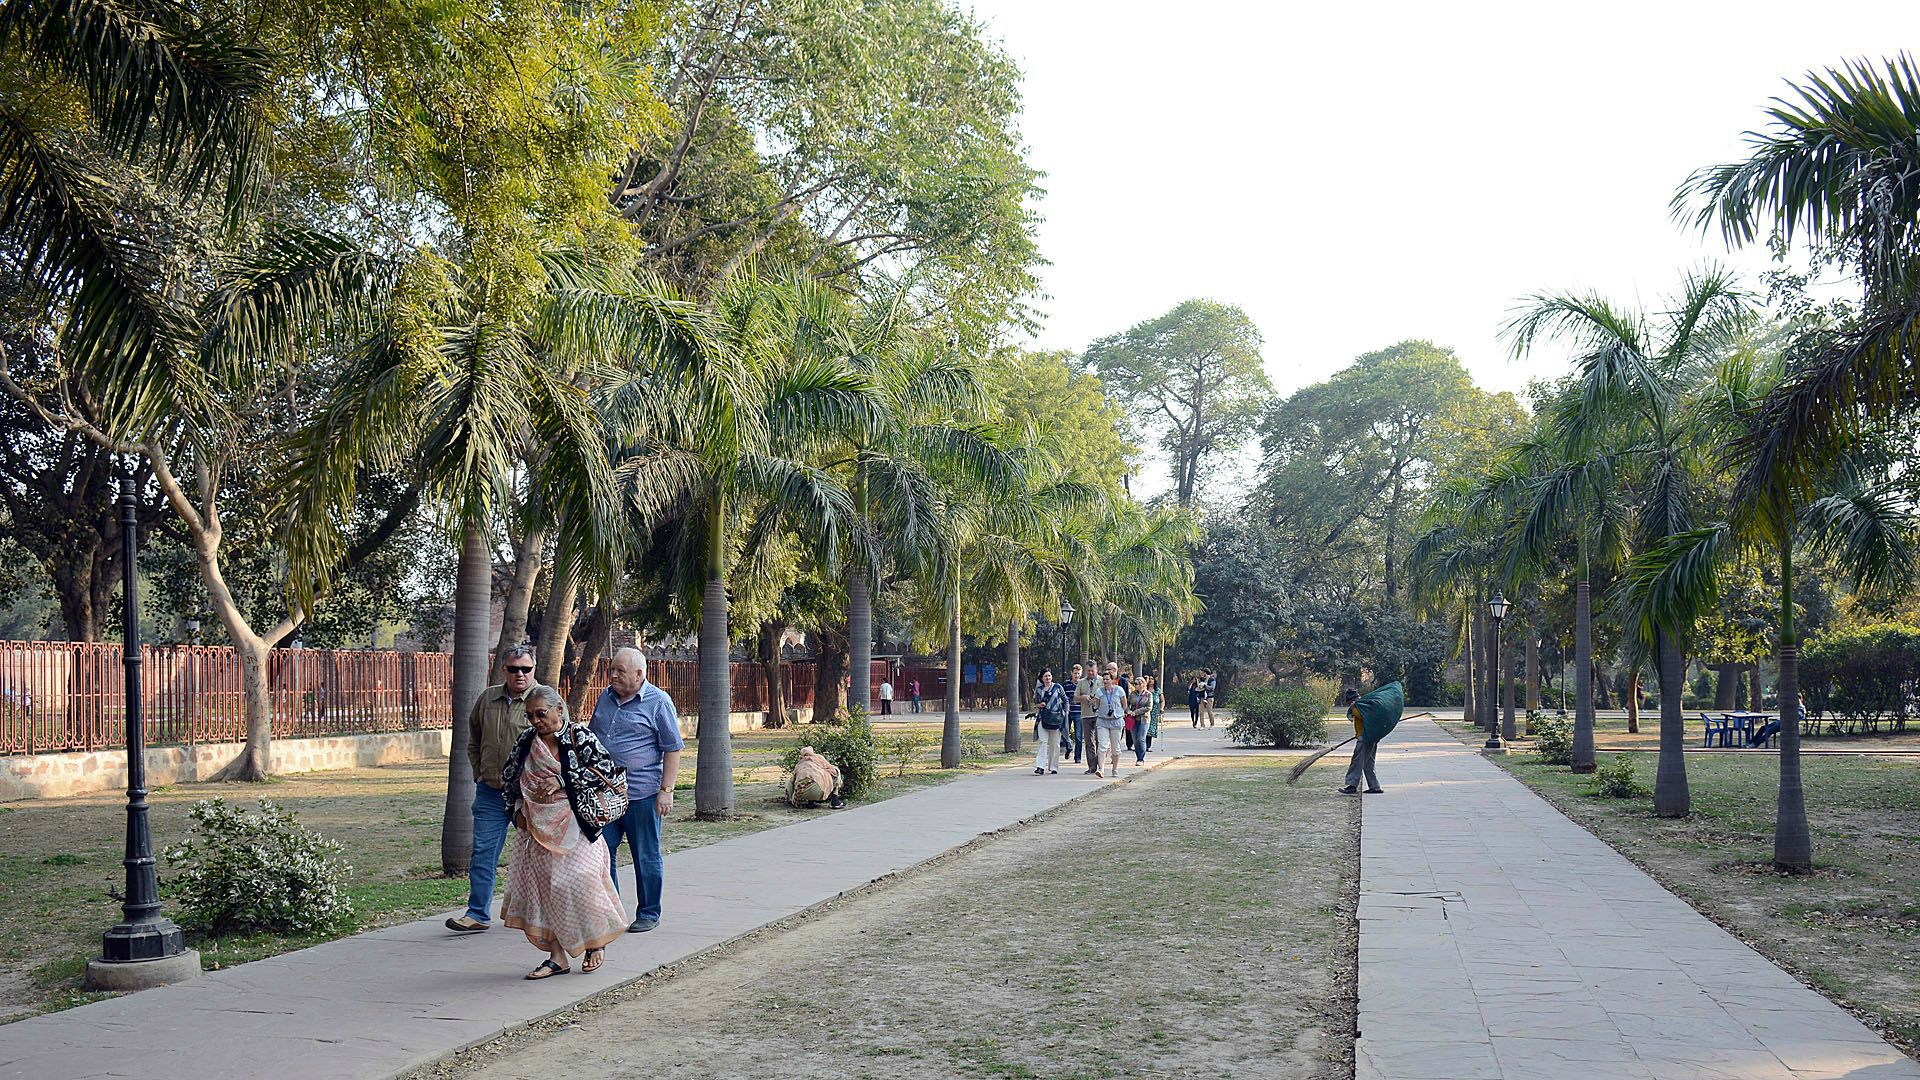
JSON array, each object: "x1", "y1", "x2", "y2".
[{"x1": 0, "y1": 640, "x2": 846, "y2": 756}]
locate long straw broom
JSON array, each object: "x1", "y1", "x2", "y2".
[{"x1": 1284, "y1": 712, "x2": 1432, "y2": 784}]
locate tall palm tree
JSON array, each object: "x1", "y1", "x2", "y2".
[
  {"x1": 609, "y1": 273, "x2": 880, "y2": 818},
  {"x1": 1506, "y1": 271, "x2": 1750, "y2": 817},
  {"x1": 280, "y1": 256, "x2": 713, "y2": 870},
  {"x1": 1625, "y1": 346, "x2": 1915, "y2": 871},
  {"x1": 1503, "y1": 437, "x2": 1629, "y2": 771}
]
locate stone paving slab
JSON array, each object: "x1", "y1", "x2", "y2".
[
  {"x1": 1355, "y1": 718, "x2": 1920, "y2": 1080},
  {"x1": 0, "y1": 726, "x2": 1223, "y2": 1080}
]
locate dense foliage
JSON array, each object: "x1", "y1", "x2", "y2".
[
  {"x1": 1800, "y1": 623, "x2": 1920, "y2": 729},
  {"x1": 163, "y1": 799, "x2": 355, "y2": 935},
  {"x1": 1224, "y1": 685, "x2": 1328, "y2": 749}
]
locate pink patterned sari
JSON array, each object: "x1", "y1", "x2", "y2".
[{"x1": 501, "y1": 734, "x2": 626, "y2": 956}]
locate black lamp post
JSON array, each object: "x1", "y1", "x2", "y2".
[
  {"x1": 1484, "y1": 590, "x2": 1510, "y2": 751},
  {"x1": 86, "y1": 463, "x2": 198, "y2": 991}
]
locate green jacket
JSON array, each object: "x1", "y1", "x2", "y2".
[{"x1": 468, "y1": 683, "x2": 534, "y2": 789}]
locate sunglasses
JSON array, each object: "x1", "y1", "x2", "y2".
[{"x1": 506, "y1": 665, "x2": 534, "y2": 675}]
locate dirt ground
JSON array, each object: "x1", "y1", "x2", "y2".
[
  {"x1": 413, "y1": 756, "x2": 1361, "y2": 1080},
  {"x1": 0, "y1": 722, "x2": 1017, "y2": 1024},
  {"x1": 1443, "y1": 720, "x2": 1920, "y2": 1057}
]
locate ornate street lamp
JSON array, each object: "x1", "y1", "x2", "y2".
[
  {"x1": 86, "y1": 463, "x2": 198, "y2": 990},
  {"x1": 1485, "y1": 591, "x2": 1510, "y2": 750},
  {"x1": 1057, "y1": 600, "x2": 1076, "y2": 682}
]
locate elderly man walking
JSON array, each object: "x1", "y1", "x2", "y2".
[
  {"x1": 446, "y1": 643, "x2": 538, "y2": 933},
  {"x1": 589, "y1": 648, "x2": 684, "y2": 933}
]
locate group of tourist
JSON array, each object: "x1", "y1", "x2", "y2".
[
  {"x1": 443, "y1": 644, "x2": 684, "y2": 981},
  {"x1": 1030, "y1": 660, "x2": 1171, "y2": 779}
]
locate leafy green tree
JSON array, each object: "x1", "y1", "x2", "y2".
[{"x1": 1083, "y1": 300, "x2": 1272, "y2": 506}]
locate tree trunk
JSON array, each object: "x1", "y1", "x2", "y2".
[
  {"x1": 534, "y1": 558, "x2": 578, "y2": 688},
  {"x1": 695, "y1": 501, "x2": 733, "y2": 820},
  {"x1": 1625, "y1": 671, "x2": 1642, "y2": 734},
  {"x1": 759, "y1": 619, "x2": 787, "y2": 727},
  {"x1": 847, "y1": 465, "x2": 872, "y2": 715},
  {"x1": 1653, "y1": 630, "x2": 1690, "y2": 818},
  {"x1": 1751, "y1": 665, "x2": 1764, "y2": 714},
  {"x1": 1592, "y1": 659, "x2": 1611, "y2": 708},
  {"x1": 490, "y1": 526, "x2": 548, "y2": 680},
  {"x1": 1572, "y1": 578, "x2": 1596, "y2": 772},
  {"x1": 942, "y1": 569, "x2": 962, "y2": 769},
  {"x1": 442, "y1": 522, "x2": 491, "y2": 876},
  {"x1": 1480, "y1": 607, "x2": 1497, "y2": 735},
  {"x1": 1462, "y1": 606, "x2": 1476, "y2": 724},
  {"x1": 1501, "y1": 631, "x2": 1517, "y2": 742},
  {"x1": 1713, "y1": 664, "x2": 1739, "y2": 710},
  {"x1": 811, "y1": 622, "x2": 848, "y2": 721},
  {"x1": 847, "y1": 572, "x2": 872, "y2": 715},
  {"x1": 1003, "y1": 616, "x2": 1022, "y2": 753},
  {"x1": 1525, "y1": 631, "x2": 1541, "y2": 712},
  {"x1": 1774, "y1": 536, "x2": 1810, "y2": 873},
  {"x1": 561, "y1": 601, "x2": 608, "y2": 720}
]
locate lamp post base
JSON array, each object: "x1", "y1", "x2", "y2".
[
  {"x1": 1483, "y1": 735, "x2": 1504, "y2": 751},
  {"x1": 85, "y1": 949, "x2": 200, "y2": 992}
]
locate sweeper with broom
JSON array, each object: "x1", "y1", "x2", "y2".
[{"x1": 1284, "y1": 681, "x2": 1410, "y2": 794}]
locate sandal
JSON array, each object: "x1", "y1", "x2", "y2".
[
  {"x1": 581, "y1": 948, "x2": 604, "y2": 974},
  {"x1": 525, "y1": 959, "x2": 568, "y2": 980}
]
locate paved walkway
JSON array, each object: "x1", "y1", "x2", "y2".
[
  {"x1": 1357, "y1": 718, "x2": 1920, "y2": 1080},
  {"x1": 0, "y1": 723, "x2": 1228, "y2": 1080}
]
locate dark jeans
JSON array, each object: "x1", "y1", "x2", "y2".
[
  {"x1": 1134, "y1": 724, "x2": 1147, "y2": 762},
  {"x1": 464, "y1": 781, "x2": 511, "y2": 923},
  {"x1": 880, "y1": 698, "x2": 893, "y2": 714},
  {"x1": 1189, "y1": 703, "x2": 1200, "y2": 726},
  {"x1": 605, "y1": 794, "x2": 665, "y2": 923},
  {"x1": 1065, "y1": 713, "x2": 1082, "y2": 761}
]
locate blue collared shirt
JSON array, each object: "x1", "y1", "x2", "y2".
[{"x1": 588, "y1": 681, "x2": 684, "y2": 799}]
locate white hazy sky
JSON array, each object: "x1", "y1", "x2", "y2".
[{"x1": 965, "y1": 0, "x2": 1910, "y2": 404}]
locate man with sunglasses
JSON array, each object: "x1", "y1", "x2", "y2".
[{"x1": 447, "y1": 643, "x2": 540, "y2": 933}]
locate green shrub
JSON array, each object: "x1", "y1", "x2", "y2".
[
  {"x1": 1801, "y1": 622, "x2": 1920, "y2": 731},
  {"x1": 959, "y1": 731, "x2": 989, "y2": 762},
  {"x1": 163, "y1": 798, "x2": 355, "y2": 935},
  {"x1": 1533, "y1": 713, "x2": 1573, "y2": 765},
  {"x1": 1226, "y1": 685, "x2": 1328, "y2": 748},
  {"x1": 780, "y1": 717, "x2": 879, "y2": 799},
  {"x1": 1588, "y1": 755, "x2": 1646, "y2": 799},
  {"x1": 878, "y1": 729, "x2": 937, "y2": 776}
]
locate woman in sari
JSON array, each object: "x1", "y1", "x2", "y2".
[{"x1": 500, "y1": 685, "x2": 627, "y2": 979}]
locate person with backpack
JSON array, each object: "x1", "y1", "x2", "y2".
[
  {"x1": 1063, "y1": 662, "x2": 1087, "y2": 764},
  {"x1": 1032, "y1": 669, "x2": 1068, "y2": 774}
]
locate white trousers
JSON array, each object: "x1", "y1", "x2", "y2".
[{"x1": 1033, "y1": 723, "x2": 1063, "y2": 771}]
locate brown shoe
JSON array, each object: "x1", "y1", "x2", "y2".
[{"x1": 445, "y1": 916, "x2": 489, "y2": 933}]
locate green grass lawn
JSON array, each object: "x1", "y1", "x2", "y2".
[
  {"x1": 0, "y1": 721, "x2": 1019, "y2": 1024},
  {"x1": 1447, "y1": 719, "x2": 1920, "y2": 1056}
]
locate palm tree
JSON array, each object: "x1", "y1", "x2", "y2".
[
  {"x1": 1505, "y1": 271, "x2": 1751, "y2": 816},
  {"x1": 1502, "y1": 437, "x2": 1629, "y2": 771},
  {"x1": 280, "y1": 257, "x2": 714, "y2": 869},
  {"x1": 609, "y1": 273, "x2": 880, "y2": 818},
  {"x1": 1678, "y1": 56, "x2": 1920, "y2": 501},
  {"x1": 0, "y1": 0, "x2": 267, "y2": 425},
  {"x1": 1625, "y1": 345, "x2": 1915, "y2": 871}
]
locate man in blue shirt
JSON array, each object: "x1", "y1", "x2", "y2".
[{"x1": 589, "y1": 647, "x2": 684, "y2": 933}]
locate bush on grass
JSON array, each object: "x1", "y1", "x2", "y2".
[
  {"x1": 878, "y1": 729, "x2": 937, "y2": 776},
  {"x1": 780, "y1": 717, "x2": 879, "y2": 799},
  {"x1": 1226, "y1": 685, "x2": 1327, "y2": 748},
  {"x1": 1588, "y1": 755, "x2": 1646, "y2": 799},
  {"x1": 1801, "y1": 623, "x2": 1920, "y2": 732},
  {"x1": 163, "y1": 798, "x2": 355, "y2": 935},
  {"x1": 960, "y1": 731, "x2": 989, "y2": 762},
  {"x1": 1533, "y1": 713, "x2": 1573, "y2": 766}
]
